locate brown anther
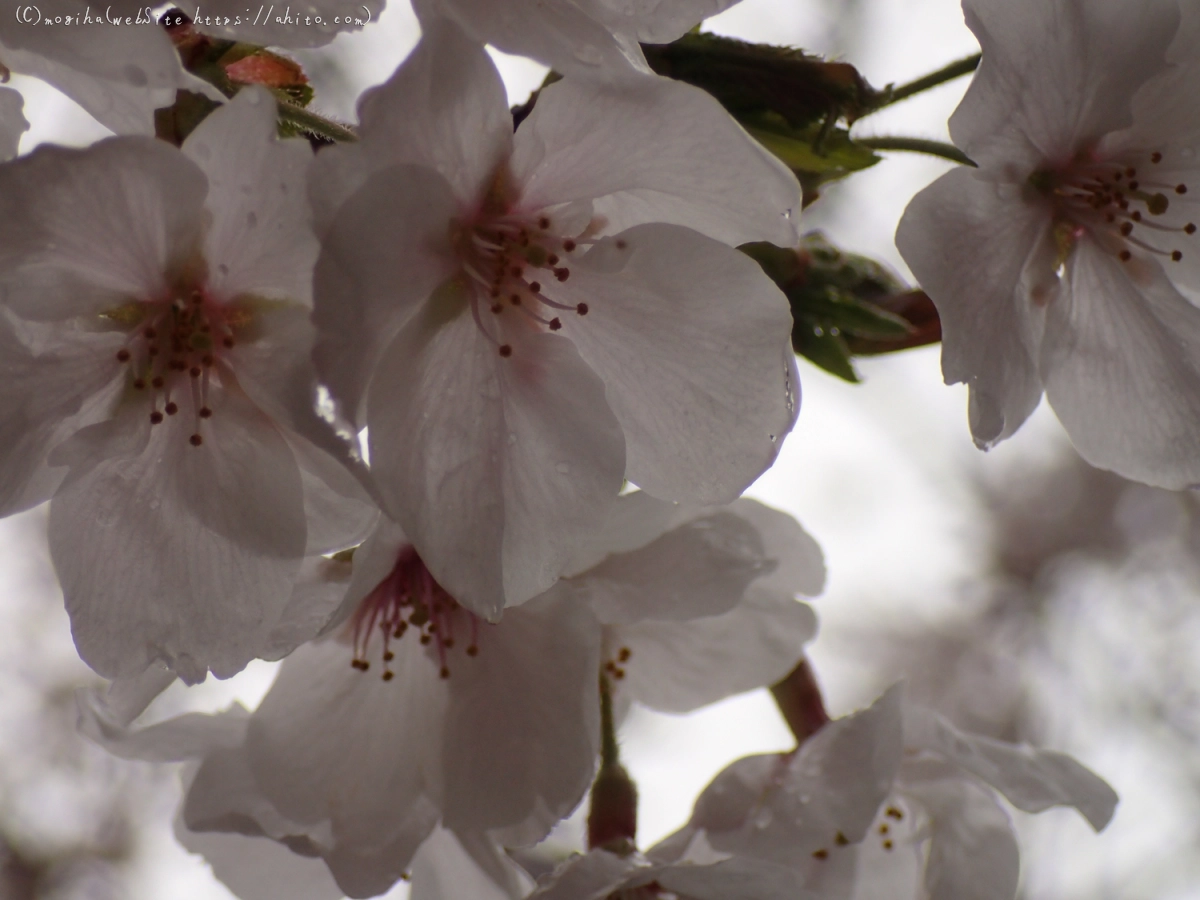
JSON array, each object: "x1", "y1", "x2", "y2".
[
  {"x1": 491, "y1": 304, "x2": 504, "y2": 314},
  {"x1": 562, "y1": 239, "x2": 576, "y2": 252},
  {"x1": 529, "y1": 281, "x2": 542, "y2": 293},
  {"x1": 383, "y1": 650, "x2": 395, "y2": 662},
  {"x1": 835, "y1": 831, "x2": 849, "y2": 846},
  {"x1": 466, "y1": 645, "x2": 479, "y2": 656},
  {"x1": 886, "y1": 807, "x2": 904, "y2": 820},
  {"x1": 1151, "y1": 151, "x2": 1163, "y2": 163},
  {"x1": 443, "y1": 638, "x2": 455, "y2": 648},
  {"x1": 1177, "y1": 184, "x2": 1189, "y2": 194},
  {"x1": 510, "y1": 294, "x2": 522, "y2": 306},
  {"x1": 439, "y1": 666, "x2": 450, "y2": 679},
  {"x1": 499, "y1": 344, "x2": 513, "y2": 358},
  {"x1": 1120, "y1": 249, "x2": 1133, "y2": 261},
  {"x1": 149, "y1": 411, "x2": 164, "y2": 424},
  {"x1": 616, "y1": 239, "x2": 628, "y2": 249},
  {"x1": 613, "y1": 668, "x2": 626, "y2": 680},
  {"x1": 547, "y1": 254, "x2": 559, "y2": 265},
  {"x1": 879, "y1": 824, "x2": 890, "y2": 835},
  {"x1": 190, "y1": 366, "x2": 201, "y2": 377},
  {"x1": 883, "y1": 840, "x2": 894, "y2": 851},
  {"x1": 538, "y1": 216, "x2": 551, "y2": 229},
  {"x1": 1129, "y1": 180, "x2": 1140, "y2": 191},
  {"x1": 1120, "y1": 222, "x2": 1134, "y2": 236},
  {"x1": 165, "y1": 402, "x2": 178, "y2": 416},
  {"x1": 554, "y1": 267, "x2": 570, "y2": 282},
  {"x1": 1147, "y1": 193, "x2": 1170, "y2": 215},
  {"x1": 812, "y1": 850, "x2": 829, "y2": 860},
  {"x1": 189, "y1": 433, "x2": 203, "y2": 446},
  {"x1": 1173, "y1": 250, "x2": 1184, "y2": 261},
  {"x1": 1125, "y1": 167, "x2": 1137, "y2": 177},
  {"x1": 419, "y1": 634, "x2": 432, "y2": 645},
  {"x1": 133, "y1": 378, "x2": 146, "y2": 390},
  {"x1": 618, "y1": 647, "x2": 632, "y2": 662},
  {"x1": 223, "y1": 337, "x2": 234, "y2": 348},
  {"x1": 382, "y1": 670, "x2": 395, "y2": 681},
  {"x1": 1186, "y1": 223, "x2": 1197, "y2": 234},
  {"x1": 144, "y1": 326, "x2": 157, "y2": 339},
  {"x1": 151, "y1": 376, "x2": 165, "y2": 388},
  {"x1": 199, "y1": 407, "x2": 213, "y2": 418},
  {"x1": 549, "y1": 318, "x2": 562, "y2": 331},
  {"x1": 351, "y1": 659, "x2": 369, "y2": 671},
  {"x1": 1132, "y1": 210, "x2": 1143, "y2": 222},
  {"x1": 576, "y1": 303, "x2": 589, "y2": 315},
  {"x1": 116, "y1": 349, "x2": 131, "y2": 362}
]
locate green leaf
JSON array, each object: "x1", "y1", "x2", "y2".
[{"x1": 794, "y1": 329, "x2": 860, "y2": 383}]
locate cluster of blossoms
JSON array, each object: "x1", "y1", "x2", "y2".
[{"x1": 5, "y1": 0, "x2": 1187, "y2": 895}]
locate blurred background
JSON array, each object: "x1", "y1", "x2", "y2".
[{"x1": 4, "y1": 0, "x2": 1199, "y2": 898}]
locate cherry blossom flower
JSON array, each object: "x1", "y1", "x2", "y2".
[
  {"x1": 0, "y1": 0, "x2": 203, "y2": 135},
  {"x1": 312, "y1": 17, "x2": 802, "y2": 618},
  {"x1": 0, "y1": 87, "x2": 376, "y2": 684},
  {"x1": 412, "y1": 0, "x2": 740, "y2": 76},
  {"x1": 895, "y1": 0, "x2": 1200, "y2": 489},
  {"x1": 658, "y1": 685, "x2": 1118, "y2": 900},
  {"x1": 0, "y1": 85, "x2": 26, "y2": 159},
  {"x1": 80, "y1": 493, "x2": 823, "y2": 898}
]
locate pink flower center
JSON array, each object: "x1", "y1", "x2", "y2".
[
  {"x1": 1035, "y1": 148, "x2": 1196, "y2": 267},
  {"x1": 348, "y1": 544, "x2": 482, "y2": 681},
  {"x1": 107, "y1": 282, "x2": 248, "y2": 448},
  {"x1": 455, "y1": 208, "x2": 595, "y2": 358}
]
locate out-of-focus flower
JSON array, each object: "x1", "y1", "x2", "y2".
[
  {"x1": 0, "y1": 87, "x2": 376, "y2": 684},
  {"x1": 313, "y1": 18, "x2": 801, "y2": 618},
  {"x1": 412, "y1": 0, "x2": 740, "y2": 76},
  {"x1": 658, "y1": 685, "x2": 1118, "y2": 900},
  {"x1": 81, "y1": 494, "x2": 823, "y2": 898},
  {"x1": 896, "y1": 0, "x2": 1200, "y2": 489},
  {"x1": 0, "y1": 85, "x2": 27, "y2": 159},
  {"x1": 0, "y1": 0, "x2": 204, "y2": 135}
]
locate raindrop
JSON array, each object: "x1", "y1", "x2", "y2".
[{"x1": 752, "y1": 809, "x2": 774, "y2": 830}]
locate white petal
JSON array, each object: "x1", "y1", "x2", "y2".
[
  {"x1": 170, "y1": 0, "x2": 384, "y2": 48},
  {"x1": 611, "y1": 588, "x2": 817, "y2": 713},
  {"x1": 0, "y1": 85, "x2": 28, "y2": 160},
  {"x1": 689, "y1": 685, "x2": 905, "y2": 869},
  {"x1": 559, "y1": 490, "x2": 692, "y2": 577},
  {"x1": 951, "y1": 0, "x2": 1179, "y2": 168},
  {"x1": 184, "y1": 86, "x2": 319, "y2": 306},
  {"x1": 320, "y1": 515, "x2": 410, "y2": 637},
  {"x1": 896, "y1": 167, "x2": 1048, "y2": 448},
  {"x1": 312, "y1": 164, "x2": 460, "y2": 427},
  {"x1": 366, "y1": 296, "x2": 625, "y2": 617},
  {"x1": 603, "y1": 0, "x2": 740, "y2": 43},
  {"x1": 728, "y1": 498, "x2": 826, "y2": 597},
  {"x1": 247, "y1": 637, "x2": 444, "y2": 863},
  {"x1": 512, "y1": 75, "x2": 801, "y2": 247},
  {"x1": 421, "y1": 0, "x2": 645, "y2": 76},
  {"x1": 576, "y1": 510, "x2": 770, "y2": 625},
  {"x1": 903, "y1": 705, "x2": 1118, "y2": 830},
  {"x1": 529, "y1": 849, "x2": 648, "y2": 900},
  {"x1": 905, "y1": 772, "x2": 1020, "y2": 900},
  {"x1": 50, "y1": 389, "x2": 308, "y2": 684},
  {"x1": 1039, "y1": 237, "x2": 1200, "y2": 488},
  {"x1": 337, "y1": 16, "x2": 510, "y2": 209},
  {"x1": 411, "y1": 828, "x2": 533, "y2": 900},
  {"x1": 440, "y1": 592, "x2": 600, "y2": 835},
  {"x1": 176, "y1": 826, "x2": 344, "y2": 900},
  {"x1": 658, "y1": 856, "x2": 812, "y2": 900},
  {"x1": 79, "y1": 692, "x2": 249, "y2": 763},
  {"x1": 0, "y1": 137, "x2": 207, "y2": 319},
  {"x1": 258, "y1": 555, "x2": 354, "y2": 661},
  {"x1": 0, "y1": 23, "x2": 187, "y2": 135},
  {"x1": 0, "y1": 311, "x2": 122, "y2": 516},
  {"x1": 554, "y1": 225, "x2": 796, "y2": 503}
]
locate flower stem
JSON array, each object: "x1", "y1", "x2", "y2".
[
  {"x1": 276, "y1": 101, "x2": 358, "y2": 143},
  {"x1": 855, "y1": 135, "x2": 975, "y2": 167},
  {"x1": 868, "y1": 52, "x2": 981, "y2": 112},
  {"x1": 770, "y1": 657, "x2": 830, "y2": 747},
  {"x1": 587, "y1": 675, "x2": 639, "y2": 851}
]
